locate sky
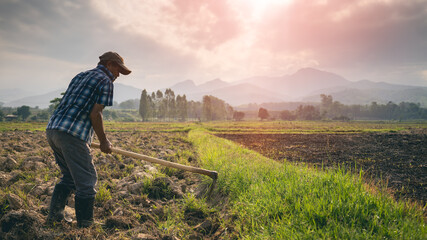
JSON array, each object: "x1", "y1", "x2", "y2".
[{"x1": 1, "y1": 0, "x2": 427, "y2": 95}]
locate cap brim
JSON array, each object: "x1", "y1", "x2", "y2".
[{"x1": 118, "y1": 63, "x2": 131, "y2": 75}]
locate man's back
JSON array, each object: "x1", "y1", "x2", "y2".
[{"x1": 47, "y1": 65, "x2": 114, "y2": 142}]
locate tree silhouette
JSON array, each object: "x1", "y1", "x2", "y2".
[
  {"x1": 176, "y1": 94, "x2": 188, "y2": 121},
  {"x1": 16, "y1": 105, "x2": 31, "y2": 121},
  {"x1": 139, "y1": 89, "x2": 150, "y2": 121},
  {"x1": 258, "y1": 107, "x2": 269, "y2": 120},
  {"x1": 233, "y1": 111, "x2": 245, "y2": 121},
  {"x1": 202, "y1": 96, "x2": 212, "y2": 121}
]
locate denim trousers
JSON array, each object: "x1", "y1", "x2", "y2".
[{"x1": 46, "y1": 129, "x2": 97, "y2": 198}]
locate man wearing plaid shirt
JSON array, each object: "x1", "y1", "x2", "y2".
[{"x1": 46, "y1": 52, "x2": 131, "y2": 228}]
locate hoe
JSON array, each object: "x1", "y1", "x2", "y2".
[{"x1": 91, "y1": 142, "x2": 218, "y2": 197}]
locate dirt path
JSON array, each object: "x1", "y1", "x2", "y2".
[{"x1": 216, "y1": 133, "x2": 427, "y2": 206}]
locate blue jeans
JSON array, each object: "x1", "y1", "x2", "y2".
[{"x1": 46, "y1": 129, "x2": 97, "y2": 198}]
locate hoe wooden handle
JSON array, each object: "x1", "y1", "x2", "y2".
[{"x1": 91, "y1": 142, "x2": 218, "y2": 180}]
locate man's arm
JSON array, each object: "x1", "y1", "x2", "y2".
[{"x1": 90, "y1": 103, "x2": 112, "y2": 153}]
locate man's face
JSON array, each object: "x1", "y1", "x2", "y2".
[{"x1": 107, "y1": 62, "x2": 120, "y2": 81}]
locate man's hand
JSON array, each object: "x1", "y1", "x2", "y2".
[
  {"x1": 90, "y1": 103, "x2": 111, "y2": 154},
  {"x1": 100, "y1": 139, "x2": 112, "y2": 154}
]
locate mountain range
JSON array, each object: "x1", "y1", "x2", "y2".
[
  {"x1": 170, "y1": 68, "x2": 427, "y2": 107},
  {"x1": 0, "y1": 84, "x2": 142, "y2": 109},
  {"x1": 1, "y1": 68, "x2": 426, "y2": 108}
]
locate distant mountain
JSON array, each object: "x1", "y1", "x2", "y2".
[
  {"x1": 197, "y1": 78, "x2": 230, "y2": 92},
  {"x1": 346, "y1": 79, "x2": 415, "y2": 91},
  {"x1": 114, "y1": 83, "x2": 142, "y2": 103},
  {"x1": 239, "y1": 68, "x2": 350, "y2": 99},
  {"x1": 4, "y1": 68, "x2": 427, "y2": 109},
  {"x1": 3, "y1": 83, "x2": 143, "y2": 109},
  {"x1": 302, "y1": 83, "x2": 427, "y2": 107},
  {"x1": 169, "y1": 68, "x2": 427, "y2": 107},
  {"x1": 170, "y1": 78, "x2": 231, "y2": 95},
  {"x1": 199, "y1": 83, "x2": 284, "y2": 106},
  {"x1": 169, "y1": 80, "x2": 198, "y2": 94},
  {"x1": 308, "y1": 79, "x2": 416, "y2": 96},
  {"x1": 5, "y1": 89, "x2": 65, "y2": 108},
  {"x1": 0, "y1": 88, "x2": 36, "y2": 103},
  {"x1": 170, "y1": 79, "x2": 285, "y2": 105}
]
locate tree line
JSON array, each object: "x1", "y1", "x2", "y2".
[
  {"x1": 139, "y1": 89, "x2": 234, "y2": 121},
  {"x1": 2, "y1": 92, "x2": 427, "y2": 122},
  {"x1": 0, "y1": 105, "x2": 51, "y2": 122},
  {"x1": 272, "y1": 94, "x2": 427, "y2": 121}
]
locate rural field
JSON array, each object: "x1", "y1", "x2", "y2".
[{"x1": 0, "y1": 121, "x2": 426, "y2": 239}]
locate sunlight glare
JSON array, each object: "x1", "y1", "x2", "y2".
[{"x1": 247, "y1": 0, "x2": 293, "y2": 19}]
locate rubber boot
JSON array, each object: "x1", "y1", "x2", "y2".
[
  {"x1": 47, "y1": 184, "x2": 73, "y2": 224},
  {"x1": 75, "y1": 196, "x2": 95, "y2": 228}
]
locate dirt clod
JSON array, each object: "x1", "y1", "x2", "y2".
[
  {"x1": 136, "y1": 233, "x2": 157, "y2": 240},
  {"x1": 0, "y1": 130, "x2": 225, "y2": 239},
  {"x1": 6, "y1": 193, "x2": 23, "y2": 210},
  {"x1": 194, "y1": 219, "x2": 219, "y2": 234},
  {"x1": 104, "y1": 216, "x2": 134, "y2": 229},
  {"x1": 0, "y1": 157, "x2": 18, "y2": 172},
  {"x1": 0, "y1": 210, "x2": 43, "y2": 240},
  {"x1": 148, "y1": 177, "x2": 183, "y2": 200},
  {"x1": 184, "y1": 208, "x2": 207, "y2": 226}
]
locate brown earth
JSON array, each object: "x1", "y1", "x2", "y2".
[
  {"x1": 0, "y1": 130, "x2": 236, "y2": 240},
  {"x1": 216, "y1": 132, "x2": 427, "y2": 206}
]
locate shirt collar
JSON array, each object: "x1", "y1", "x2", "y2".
[{"x1": 97, "y1": 64, "x2": 114, "y2": 81}]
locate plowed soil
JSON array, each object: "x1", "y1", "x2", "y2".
[
  {"x1": 0, "y1": 130, "x2": 235, "y2": 240},
  {"x1": 216, "y1": 132, "x2": 427, "y2": 206}
]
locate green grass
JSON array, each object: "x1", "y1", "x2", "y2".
[
  {"x1": 0, "y1": 122, "x2": 47, "y2": 131},
  {"x1": 201, "y1": 120, "x2": 427, "y2": 134},
  {"x1": 1, "y1": 120, "x2": 425, "y2": 133},
  {"x1": 104, "y1": 122, "x2": 194, "y2": 133},
  {"x1": 0, "y1": 121, "x2": 194, "y2": 132},
  {"x1": 1, "y1": 120, "x2": 426, "y2": 238},
  {"x1": 95, "y1": 182, "x2": 112, "y2": 204},
  {"x1": 189, "y1": 128, "x2": 426, "y2": 239}
]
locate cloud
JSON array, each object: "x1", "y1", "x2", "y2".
[
  {"x1": 0, "y1": 0, "x2": 96, "y2": 59},
  {"x1": 0, "y1": 0, "x2": 206, "y2": 91},
  {"x1": 0, "y1": 51, "x2": 86, "y2": 92},
  {"x1": 1, "y1": 0, "x2": 427, "y2": 93},
  {"x1": 91, "y1": 0, "x2": 317, "y2": 80},
  {"x1": 254, "y1": 0, "x2": 427, "y2": 67},
  {"x1": 93, "y1": 0, "x2": 243, "y2": 51}
]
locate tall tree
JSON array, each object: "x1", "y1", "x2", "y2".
[
  {"x1": 188, "y1": 100, "x2": 202, "y2": 121},
  {"x1": 202, "y1": 95, "x2": 229, "y2": 121},
  {"x1": 49, "y1": 92, "x2": 65, "y2": 114},
  {"x1": 233, "y1": 111, "x2": 245, "y2": 121},
  {"x1": 139, "y1": 89, "x2": 150, "y2": 121},
  {"x1": 156, "y1": 90, "x2": 166, "y2": 120},
  {"x1": 202, "y1": 95, "x2": 212, "y2": 121},
  {"x1": 164, "y1": 88, "x2": 176, "y2": 120},
  {"x1": 258, "y1": 107, "x2": 269, "y2": 120},
  {"x1": 279, "y1": 110, "x2": 296, "y2": 120},
  {"x1": 176, "y1": 94, "x2": 188, "y2": 121},
  {"x1": 150, "y1": 92, "x2": 157, "y2": 119},
  {"x1": 226, "y1": 105, "x2": 234, "y2": 120},
  {"x1": 320, "y1": 94, "x2": 333, "y2": 108},
  {"x1": 118, "y1": 99, "x2": 139, "y2": 109},
  {"x1": 296, "y1": 105, "x2": 321, "y2": 120},
  {"x1": 16, "y1": 105, "x2": 31, "y2": 121}
]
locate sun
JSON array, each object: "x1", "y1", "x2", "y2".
[
  {"x1": 246, "y1": 0, "x2": 293, "y2": 18},
  {"x1": 248, "y1": 0, "x2": 292, "y2": 8}
]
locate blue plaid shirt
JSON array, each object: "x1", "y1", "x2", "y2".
[{"x1": 47, "y1": 65, "x2": 114, "y2": 143}]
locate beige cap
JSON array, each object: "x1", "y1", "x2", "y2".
[{"x1": 99, "y1": 51, "x2": 131, "y2": 75}]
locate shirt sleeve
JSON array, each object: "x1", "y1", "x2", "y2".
[{"x1": 97, "y1": 80, "x2": 114, "y2": 106}]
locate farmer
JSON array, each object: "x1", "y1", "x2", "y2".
[{"x1": 46, "y1": 51, "x2": 131, "y2": 227}]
